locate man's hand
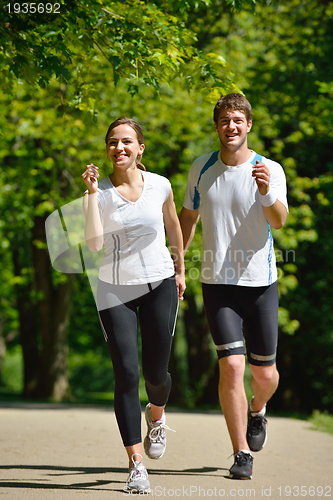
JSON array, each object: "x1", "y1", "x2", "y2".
[{"x1": 252, "y1": 160, "x2": 270, "y2": 195}]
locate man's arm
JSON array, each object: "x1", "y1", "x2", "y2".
[
  {"x1": 252, "y1": 160, "x2": 288, "y2": 229},
  {"x1": 179, "y1": 207, "x2": 200, "y2": 252},
  {"x1": 262, "y1": 201, "x2": 287, "y2": 230}
]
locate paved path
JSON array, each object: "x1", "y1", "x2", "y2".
[{"x1": 0, "y1": 403, "x2": 332, "y2": 499}]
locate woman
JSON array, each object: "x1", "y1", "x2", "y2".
[{"x1": 82, "y1": 117, "x2": 185, "y2": 493}]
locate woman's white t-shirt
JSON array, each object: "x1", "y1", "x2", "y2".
[{"x1": 96, "y1": 171, "x2": 175, "y2": 285}]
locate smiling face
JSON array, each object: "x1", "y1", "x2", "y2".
[
  {"x1": 106, "y1": 124, "x2": 145, "y2": 169},
  {"x1": 214, "y1": 109, "x2": 252, "y2": 154}
]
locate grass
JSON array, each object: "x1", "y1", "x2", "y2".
[
  {"x1": 1, "y1": 345, "x2": 23, "y2": 394},
  {"x1": 308, "y1": 410, "x2": 333, "y2": 435}
]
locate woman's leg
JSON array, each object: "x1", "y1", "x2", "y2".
[
  {"x1": 139, "y1": 277, "x2": 178, "y2": 407},
  {"x1": 138, "y1": 277, "x2": 178, "y2": 459},
  {"x1": 98, "y1": 300, "x2": 142, "y2": 460}
]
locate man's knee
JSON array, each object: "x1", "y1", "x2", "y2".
[
  {"x1": 250, "y1": 363, "x2": 279, "y2": 385},
  {"x1": 219, "y1": 355, "x2": 245, "y2": 384}
]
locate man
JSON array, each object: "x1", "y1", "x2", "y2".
[{"x1": 179, "y1": 94, "x2": 288, "y2": 480}]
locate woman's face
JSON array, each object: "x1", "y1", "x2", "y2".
[{"x1": 106, "y1": 124, "x2": 145, "y2": 169}]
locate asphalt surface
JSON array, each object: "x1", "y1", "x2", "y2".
[{"x1": 0, "y1": 403, "x2": 332, "y2": 499}]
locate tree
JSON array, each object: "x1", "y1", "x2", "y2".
[
  {"x1": 1, "y1": 0, "x2": 256, "y2": 110},
  {"x1": 0, "y1": 83, "x2": 96, "y2": 399},
  {"x1": 211, "y1": 0, "x2": 333, "y2": 412},
  {"x1": 0, "y1": 227, "x2": 18, "y2": 387},
  {"x1": 0, "y1": 0, "x2": 257, "y2": 402},
  {"x1": 3, "y1": 0, "x2": 333, "y2": 413}
]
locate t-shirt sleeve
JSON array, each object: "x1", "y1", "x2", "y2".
[
  {"x1": 156, "y1": 174, "x2": 172, "y2": 203},
  {"x1": 183, "y1": 162, "x2": 199, "y2": 210},
  {"x1": 268, "y1": 160, "x2": 289, "y2": 212},
  {"x1": 163, "y1": 177, "x2": 172, "y2": 203}
]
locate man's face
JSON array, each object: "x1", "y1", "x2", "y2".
[{"x1": 214, "y1": 109, "x2": 252, "y2": 153}]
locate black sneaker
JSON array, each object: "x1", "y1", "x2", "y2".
[
  {"x1": 246, "y1": 409, "x2": 267, "y2": 452},
  {"x1": 229, "y1": 451, "x2": 253, "y2": 480}
]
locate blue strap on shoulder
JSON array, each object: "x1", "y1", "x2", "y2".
[
  {"x1": 250, "y1": 153, "x2": 263, "y2": 165},
  {"x1": 193, "y1": 150, "x2": 219, "y2": 209}
]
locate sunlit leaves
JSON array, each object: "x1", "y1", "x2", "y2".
[{"x1": 0, "y1": 0, "x2": 255, "y2": 106}]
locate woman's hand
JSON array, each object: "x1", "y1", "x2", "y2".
[{"x1": 82, "y1": 163, "x2": 99, "y2": 194}]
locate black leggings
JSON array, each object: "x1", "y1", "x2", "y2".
[{"x1": 97, "y1": 276, "x2": 178, "y2": 447}]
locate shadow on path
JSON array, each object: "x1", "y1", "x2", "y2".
[{"x1": 0, "y1": 464, "x2": 229, "y2": 492}]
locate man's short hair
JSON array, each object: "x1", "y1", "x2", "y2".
[{"x1": 213, "y1": 93, "x2": 252, "y2": 124}]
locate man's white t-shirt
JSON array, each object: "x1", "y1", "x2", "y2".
[
  {"x1": 183, "y1": 150, "x2": 288, "y2": 286},
  {"x1": 96, "y1": 171, "x2": 175, "y2": 285}
]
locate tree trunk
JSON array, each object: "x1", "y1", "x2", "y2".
[
  {"x1": 32, "y1": 215, "x2": 73, "y2": 400},
  {"x1": 0, "y1": 323, "x2": 6, "y2": 386},
  {"x1": 183, "y1": 294, "x2": 219, "y2": 407},
  {"x1": 12, "y1": 248, "x2": 41, "y2": 397}
]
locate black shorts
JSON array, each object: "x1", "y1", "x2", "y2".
[{"x1": 202, "y1": 282, "x2": 278, "y2": 366}]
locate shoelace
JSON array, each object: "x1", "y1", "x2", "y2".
[
  {"x1": 249, "y1": 415, "x2": 267, "y2": 435},
  {"x1": 126, "y1": 454, "x2": 147, "y2": 485},
  {"x1": 128, "y1": 463, "x2": 147, "y2": 481},
  {"x1": 235, "y1": 452, "x2": 253, "y2": 466},
  {"x1": 149, "y1": 423, "x2": 176, "y2": 443},
  {"x1": 228, "y1": 451, "x2": 253, "y2": 465}
]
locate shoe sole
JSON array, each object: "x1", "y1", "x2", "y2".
[
  {"x1": 123, "y1": 486, "x2": 151, "y2": 493},
  {"x1": 229, "y1": 469, "x2": 252, "y2": 480},
  {"x1": 229, "y1": 473, "x2": 252, "y2": 480}
]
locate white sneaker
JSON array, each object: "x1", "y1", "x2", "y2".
[
  {"x1": 144, "y1": 403, "x2": 175, "y2": 460},
  {"x1": 123, "y1": 454, "x2": 150, "y2": 493}
]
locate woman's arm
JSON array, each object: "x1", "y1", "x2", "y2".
[
  {"x1": 162, "y1": 189, "x2": 186, "y2": 300},
  {"x1": 82, "y1": 164, "x2": 104, "y2": 252}
]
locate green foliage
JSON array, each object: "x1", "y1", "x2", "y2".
[
  {"x1": 0, "y1": 0, "x2": 258, "y2": 107},
  {"x1": 69, "y1": 350, "x2": 114, "y2": 396},
  {"x1": 1, "y1": 345, "x2": 23, "y2": 393},
  {"x1": 1, "y1": 0, "x2": 333, "y2": 414},
  {"x1": 222, "y1": 0, "x2": 333, "y2": 412},
  {"x1": 183, "y1": 0, "x2": 333, "y2": 412},
  {"x1": 309, "y1": 410, "x2": 333, "y2": 436}
]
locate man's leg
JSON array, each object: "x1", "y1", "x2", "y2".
[
  {"x1": 202, "y1": 284, "x2": 247, "y2": 451},
  {"x1": 250, "y1": 363, "x2": 279, "y2": 413},
  {"x1": 218, "y1": 354, "x2": 249, "y2": 453},
  {"x1": 202, "y1": 284, "x2": 254, "y2": 479},
  {"x1": 243, "y1": 282, "x2": 279, "y2": 451},
  {"x1": 246, "y1": 363, "x2": 279, "y2": 453}
]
